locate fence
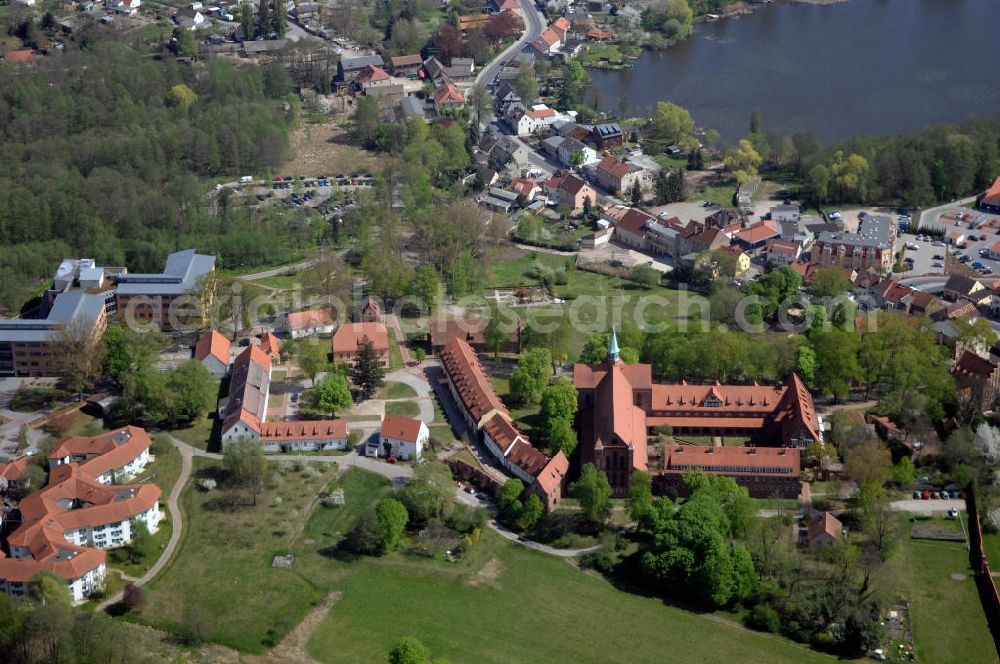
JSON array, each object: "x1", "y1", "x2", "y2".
[{"x1": 966, "y1": 490, "x2": 1000, "y2": 655}]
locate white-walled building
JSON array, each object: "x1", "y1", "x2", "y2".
[
  {"x1": 284, "y1": 308, "x2": 335, "y2": 339},
  {"x1": 0, "y1": 427, "x2": 161, "y2": 602},
  {"x1": 220, "y1": 345, "x2": 272, "y2": 444},
  {"x1": 194, "y1": 329, "x2": 230, "y2": 378},
  {"x1": 374, "y1": 416, "x2": 428, "y2": 460}
]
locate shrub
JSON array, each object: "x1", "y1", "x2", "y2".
[
  {"x1": 745, "y1": 604, "x2": 782, "y2": 633},
  {"x1": 322, "y1": 488, "x2": 345, "y2": 507},
  {"x1": 270, "y1": 496, "x2": 283, "y2": 508},
  {"x1": 302, "y1": 465, "x2": 321, "y2": 478}
]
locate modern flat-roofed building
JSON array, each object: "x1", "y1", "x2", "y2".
[
  {"x1": 114, "y1": 249, "x2": 216, "y2": 331},
  {"x1": 812, "y1": 214, "x2": 894, "y2": 275},
  {"x1": 0, "y1": 290, "x2": 108, "y2": 377}
]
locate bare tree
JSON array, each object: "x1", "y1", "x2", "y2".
[{"x1": 51, "y1": 317, "x2": 107, "y2": 401}]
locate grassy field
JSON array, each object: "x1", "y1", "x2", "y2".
[
  {"x1": 385, "y1": 400, "x2": 421, "y2": 418},
  {"x1": 379, "y1": 382, "x2": 418, "y2": 400},
  {"x1": 134, "y1": 458, "x2": 347, "y2": 651},
  {"x1": 689, "y1": 179, "x2": 738, "y2": 208},
  {"x1": 895, "y1": 537, "x2": 995, "y2": 664},
  {"x1": 167, "y1": 414, "x2": 216, "y2": 451},
  {"x1": 305, "y1": 528, "x2": 834, "y2": 664},
  {"x1": 388, "y1": 328, "x2": 405, "y2": 369}
]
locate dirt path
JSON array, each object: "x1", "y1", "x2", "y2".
[
  {"x1": 97, "y1": 439, "x2": 194, "y2": 611},
  {"x1": 256, "y1": 592, "x2": 343, "y2": 664}
]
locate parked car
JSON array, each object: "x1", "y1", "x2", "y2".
[
  {"x1": 238, "y1": 338, "x2": 251, "y2": 346},
  {"x1": 922, "y1": 490, "x2": 931, "y2": 499},
  {"x1": 912, "y1": 491, "x2": 922, "y2": 499},
  {"x1": 948, "y1": 507, "x2": 959, "y2": 519}
]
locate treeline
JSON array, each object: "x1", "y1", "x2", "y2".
[
  {"x1": 750, "y1": 113, "x2": 1000, "y2": 206},
  {"x1": 0, "y1": 44, "x2": 294, "y2": 311}
]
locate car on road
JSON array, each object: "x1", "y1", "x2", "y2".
[
  {"x1": 905, "y1": 243, "x2": 919, "y2": 250},
  {"x1": 973, "y1": 261, "x2": 985, "y2": 269},
  {"x1": 932, "y1": 254, "x2": 944, "y2": 260},
  {"x1": 932, "y1": 262, "x2": 943, "y2": 268}
]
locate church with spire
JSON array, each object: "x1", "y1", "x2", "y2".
[{"x1": 573, "y1": 329, "x2": 818, "y2": 497}]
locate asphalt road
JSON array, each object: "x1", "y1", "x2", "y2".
[{"x1": 475, "y1": 0, "x2": 545, "y2": 88}]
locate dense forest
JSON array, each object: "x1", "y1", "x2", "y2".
[{"x1": 0, "y1": 44, "x2": 295, "y2": 312}]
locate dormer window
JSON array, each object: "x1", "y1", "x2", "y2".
[{"x1": 702, "y1": 395, "x2": 722, "y2": 407}]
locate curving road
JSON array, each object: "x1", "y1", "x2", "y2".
[
  {"x1": 96, "y1": 439, "x2": 194, "y2": 611},
  {"x1": 474, "y1": 0, "x2": 546, "y2": 89}
]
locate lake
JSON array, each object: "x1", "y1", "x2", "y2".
[{"x1": 589, "y1": 0, "x2": 1000, "y2": 144}]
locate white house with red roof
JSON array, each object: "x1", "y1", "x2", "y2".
[
  {"x1": 766, "y1": 238, "x2": 802, "y2": 266},
  {"x1": 433, "y1": 82, "x2": 465, "y2": 113},
  {"x1": 194, "y1": 329, "x2": 230, "y2": 377},
  {"x1": 354, "y1": 64, "x2": 392, "y2": 92},
  {"x1": 531, "y1": 27, "x2": 561, "y2": 55},
  {"x1": 284, "y1": 308, "x2": 334, "y2": 339},
  {"x1": 374, "y1": 415, "x2": 428, "y2": 460},
  {"x1": 220, "y1": 345, "x2": 272, "y2": 444}
]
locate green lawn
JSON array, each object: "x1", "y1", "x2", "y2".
[
  {"x1": 690, "y1": 179, "x2": 737, "y2": 208},
  {"x1": 895, "y1": 538, "x2": 995, "y2": 664},
  {"x1": 388, "y1": 328, "x2": 405, "y2": 370},
  {"x1": 167, "y1": 414, "x2": 216, "y2": 451},
  {"x1": 253, "y1": 273, "x2": 303, "y2": 290},
  {"x1": 305, "y1": 528, "x2": 834, "y2": 664},
  {"x1": 983, "y1": 531, "x2": 1000, "y2": 567},
  {"x1": 384, "y1": 401, "x2": 421, "y2": 418},
  {"x1": 488, "y1": 375, "x2": 542, "y2": 438},
  {"x1": 379, "y1": 382, "x2": 418, "y2": 400},
  {"x1": 134, "y1": 458, "x2": 344, "y2": 652}
]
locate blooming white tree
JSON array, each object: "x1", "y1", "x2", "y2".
[{"x1": 975, "y1": 424, "x2": 1000, "y2": 464}]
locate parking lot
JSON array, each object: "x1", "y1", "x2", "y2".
[
  {"x1": 898, "y1": 234, "x2": 948, "y2": 276},
  {"x1": 918, "y1": 206, "x2": 1000, "y2": 277}
]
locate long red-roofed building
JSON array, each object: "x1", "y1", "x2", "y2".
[{"x1": 439, "y1": 338, "x2": 568, "y2": 510}]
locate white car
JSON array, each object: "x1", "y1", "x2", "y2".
[
  {"x1": 552, "y1": 297, "x2": 565, "y2": 304},
  {"x1": 948, "y1": 507, "x2": 959, "y2": 519}
]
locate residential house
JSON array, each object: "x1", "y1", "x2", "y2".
[
  {"x1": 556, "y1": 137, "x2": 599, "y2": 167},
  {"x1": 766, "y1": 239, "x2": 802, "y2": 266},
  {"x1": 953, "y1": 349, "x2": 1000, "y2": 412},
  {"x1": 551, "y1": 16, "x2": 570, "y2": 42},
  {"x1": 545, "y1": 173, "x2": 597, "y2": 214},
  {"x1": 492, "y1": 0, "x2": 521, "y2": 15},
  {"x1": 284, "y1": 308, "x2": 334, "y2": 339},
  {"x1": 978, "y1": 176, "x2": 1000, "y2": 213},
  {"x1": 389, "y1": 54, "x2": 423, "y2": 77},
  {"x1": 194, "y1": 329, "x2": 230, "y2": 378},
  {"x1": 942, "y1": 274, "x2": 988, "y2": 305},
  {"x1": 493, "y1": 135, "x2": 532, "y2": 168},
  {"x1": 530, "y1": 27, "x2": 561, "y2": 55},
  {"x1": 679, "y1": 223, "x2": 730, "y2": 257},
  {"x1": 173, "y1": 8, "x2": 206, "y2": 29},
  {"x1": 433, "y1": 82, "x2": 465, "y2": 113},
  {"x1": 0, "y1": 456, "x2": 32, "y2": 494},
  {"x1": 594, "y1": 155, "x2": 651, "y2": 196},
  {"x1": 2, "y1": 49, "x2": 36, "y2": 65},
  {"x1": 331, "y1": 322, "x2": 389, "y2": 367},
  {"x1": 807, "y1": 512, "x2": 843, "y2": 547},
  {"x1": 718, "y1": 245, "x2": 750, "y2": 277},
  {"x1": 48, "y1": 426, "x2": 152, "y2": 485},
  {"x1": 510, "y1": 177, "x2": 541, "y2": 201},
  {"x1": 373, "y1": 416, "x2": 428, "y2": 460},
  {"x1": 338, "y1": 54, "x2": 385, "y2": 83},
  {"x1": 591, "y1": 123, "x2": 624, "y2": 150},
  {"x1": 353, "y1": 65, "x2": 392, "y2": 92}
]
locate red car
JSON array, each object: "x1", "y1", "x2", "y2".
[
  {"x1": 922, "y1": 490, "x2": 931, "y2": 500},
  {"x1": 387, "y1": 456, "x2": 397, "y2": 464}
]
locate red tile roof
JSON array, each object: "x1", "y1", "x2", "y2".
[
  {"x1": 808, "y1": 511, "x2": 843, "y2": 542},
  {"x1": 380, "y1": 415, "x2": 424, "y2": 443},
  {"x1": 597, "y1": 154, "x2": 630, "y2": 180},
  {"x1": 194, "y1": 329, "x2": 229, "y2": 364},
  {"x1": 434, "y1": 82, "x2": 465, "y2": 105},
  {"x1": 440, "y1": 338, "x2": 508, "y2": 425},
  {"x1": 259, "y1": 332, "x2": 281, "y2": 358},
  {"x1": 953, "y1": 349, "x2": 997, "y2": 378},
  {"x1": 331, "y1": 322, "x2": 389, "y2": 354},
  {"x1": 663, "y1": 445, "x2": 799, "y2": 475},
  {"x1": 3, "y1": 49, "x2": 36, "y2": 64},
  {"x1": 736, "y1": 219, "x2": 780, "y2": 244},
  {"x1": 0, "y1": 455, "x2": 31, "y2": 482},
  {"x1": 390, "y1": 54, "x2": 423, "y2": 68},
  {"x1": 259, "y1": 419, "x2": 347, "y2": 441},
  {"x1": 355, "y1": 65, "x2": 390, "y2": 84},
  {"x1": 459, "y1": 13, "x2": 491, "y2": 30},
  {"x1": 527, "y1": 107, "x2": 556, "y2": 119},
  {"x1": 51, "y1": 426, "x2": 152, "y2": 481},
  {"x1": 287, "y1": 308, "x2": 333, "y2": 331},
  {"x1": 534, "y1": 450, "x2": 568, "y2": 496},
  {"x1": 221, "y1": 344, "x2": 272, "y2": 435},
  {"x1": 984, "y1": 176, "x2": 1000, "y2": 205},
  {"x1": 767, "y1": 238, "x2": 801, "y2": 256}
]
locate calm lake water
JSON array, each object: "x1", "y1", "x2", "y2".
[{"x1": 589, "y1": 0, "x2": 1000, "y2": 144}]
